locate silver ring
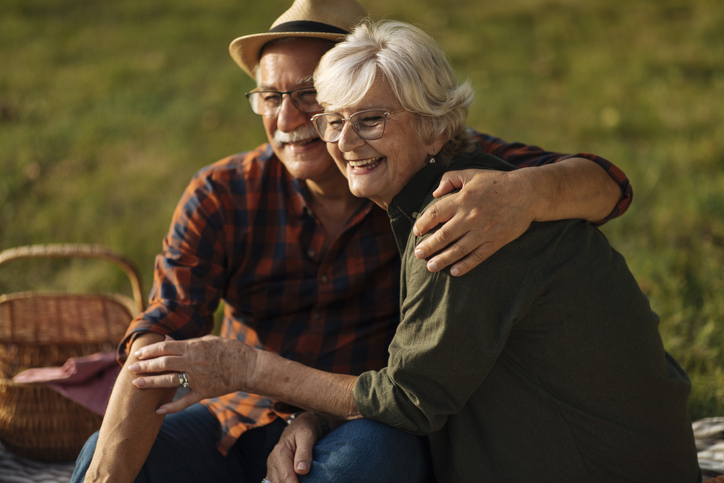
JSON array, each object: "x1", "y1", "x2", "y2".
[{"x1": 178, "y1": 372, "x2": 190, "y2": 389}]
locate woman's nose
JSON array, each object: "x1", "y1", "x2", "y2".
[{"x1": 337, "y1": 121, "x2": 365, "y2": 152}]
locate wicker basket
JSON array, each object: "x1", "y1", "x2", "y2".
[{"x1": 0, "y1": 244, "x2": 144, "y2": 462}]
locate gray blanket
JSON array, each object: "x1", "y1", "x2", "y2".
[{"x1": 1, "y1": 418, "x2": 723, "y2": 482}]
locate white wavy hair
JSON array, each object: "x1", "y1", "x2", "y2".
[{"x1": 313, "y1": 19, "x2": 474, "y2": 164}]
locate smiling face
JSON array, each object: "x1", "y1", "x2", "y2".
[
  {"x1": 257, "y1": 38, "x2": 341, "y2": 184},
  {"x1": 326, "y1": 77, "x2": 441, "y2": 209}
]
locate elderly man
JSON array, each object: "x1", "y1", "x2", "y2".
[{"x1": 72, "y1": 0, "x2": 631, "y2": 482}]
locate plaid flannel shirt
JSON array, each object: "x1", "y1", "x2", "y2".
[{"x1": 120, "y1": 131, "x2": 632, "y2": 454}]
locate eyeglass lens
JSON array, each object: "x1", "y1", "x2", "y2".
[
  {"x1": 313, "y1": 110, "x2": 389, "y2": 143},
  {"x1": 246, "y1": 88, "x2": 321, "y2": 116}
]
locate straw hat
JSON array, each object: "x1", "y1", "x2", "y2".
[{"x1": 229, "y1": 0, "x2": 368, "y2": 79}]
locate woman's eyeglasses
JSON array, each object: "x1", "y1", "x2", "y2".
[{"x1": 311, "y1": 110, "x2": 401, "y2": 143}]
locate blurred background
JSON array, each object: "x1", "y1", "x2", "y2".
[{"x1": 1, "y1": 0, "x2": 722, "y2": 420}]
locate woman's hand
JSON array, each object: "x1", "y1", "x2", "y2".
[
  {"x1": 128, "y1": 335, "x2": 256, "y2": 415},
  {"x1": 265, "y1": 412, "x2": 321, "y2": 483},
  {"x1": 413, "y1": 168, "x2": 536, "y2": 276}
]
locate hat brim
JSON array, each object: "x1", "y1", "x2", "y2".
[{"x1": 230, "y1": 31, "x2": 346, "y2": 80}]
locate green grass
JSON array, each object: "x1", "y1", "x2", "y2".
[{"x1": 1, "y1": 0, "x2": 723, "y2": 420}]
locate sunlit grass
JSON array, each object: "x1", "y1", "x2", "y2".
[{"x1": 1, "y1": 0, "x2": 722, "y2": 420}]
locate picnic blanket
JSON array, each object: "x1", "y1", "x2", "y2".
[
  {"x1": 1, "y1": 418, "x2": 723, "y2": 481},
  {"x1": 0, "y1": 444, "x2": 75, "y2": 482},
  {"x1": 697, "y1": 417, "x2": 724, "y2": 480}
]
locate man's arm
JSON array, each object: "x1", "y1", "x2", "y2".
[
  {"x1": 414, "y1": 133, "x2": 632, "y2": 276},
  {"x1": 414, "y1": 157, "x2": 622, "y2": 276},
  {"x1": 84, "y1": 332, "x2": 176, "y2": 483}
]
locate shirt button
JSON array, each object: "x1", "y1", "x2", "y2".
[
  {"x1": 411, "y1": 212, "x2": 419, "y2": 218},
  {"x1": 321, "y1": 274, "x2": 329, "y2": 283},
  {"x1": 307, "y1": 249, "x2": 316, "y2": 259},
  {"x1": 314, "y1": 311, "x2": 323, "y2": 320}
]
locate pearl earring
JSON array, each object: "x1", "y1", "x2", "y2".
[{"x1": 429, "y1": 156, "x2": 436, "y2": 165}]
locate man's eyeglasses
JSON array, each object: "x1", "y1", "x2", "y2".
[
  {"x1": 245, "y1": 87, "x2": 322, "y2": 117},
  {"x1": 311, "y1": 110, "x2": 401, "y2": 143}
]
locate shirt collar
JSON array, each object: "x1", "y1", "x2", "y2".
[{"x1": 265, "y1": 144, "x2": 376, "y2": 223}]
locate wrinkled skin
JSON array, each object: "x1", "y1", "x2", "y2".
[
  {"x1": 265, "y1": 412, "x2": 320, "y2": 483},
  {"x1": 413, "y1": 168, "x2": 535, "y2": 277},
  {"x1": 129, "y1": 335, "x2": 255, "y2": 415}
]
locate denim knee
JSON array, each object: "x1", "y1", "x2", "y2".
[
  {"x1": 301, "y1": 419, "x2": 432, "y2": 483},
  {"x1": 70, "y1": 431, "x2": 100, "y2": 483}
]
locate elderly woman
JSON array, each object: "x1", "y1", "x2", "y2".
[{"x1": 132, "y1": 20, "x2": 700, "y2": 482}]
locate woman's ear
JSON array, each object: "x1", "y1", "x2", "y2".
[{"x1": 429, "y1": 135, "x2": 447, "y2": 158}]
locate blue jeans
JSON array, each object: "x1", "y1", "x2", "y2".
[
  {"x1": 300, "y1": 418, "x2": 433, "y2": 482},
  {"x1": 71, "y1": 404, "x2": 432, "y2": 483}
]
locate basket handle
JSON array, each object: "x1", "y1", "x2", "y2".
[{"x1": 0, "y1": 244, "x2": 145, "y2": 314}]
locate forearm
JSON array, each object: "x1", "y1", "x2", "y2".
[
  {"x1": 247, "y1": 350, "x2": 361, "y2": 420},
  {"x1": 85, "y1": 333, "x2": 176, "y2": 483},
  {"x1": 521, "y1": 157, "x2": 621, "y2": 223}
]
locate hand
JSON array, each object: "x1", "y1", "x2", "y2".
[
  {"x1": 128, "y1": 335, "x2": 256, "y2": 415},
  {"x1": 265, "y1": 412, "x2": 320, "y2": 483},
  {"x1": 413, "y1": 168, "x2": 536, "y2": 276}
]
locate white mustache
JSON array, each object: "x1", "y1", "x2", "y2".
[{"x1": 273, "y1": 123, "x2": 318, "y2": 145}]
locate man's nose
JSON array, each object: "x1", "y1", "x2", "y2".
[{"x1": 276, "y1": 95, "x2": 308, "y2": 133}]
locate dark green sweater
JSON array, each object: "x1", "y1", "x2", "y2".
[{"x1": 354, "y1": 146, "x2": 699, "y2": 482}]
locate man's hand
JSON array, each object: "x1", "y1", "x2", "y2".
[
  {"x1": 413, "y1": 168, "x2": 536, "y2": 277},
  {"x1": 265, "y1": 412, "x2": 320, "y2": 483},
  {"x1": 128, "y1": 335, "x2": 256, "y2": 415},
  {"x1": 414, "y1": 157, "x2": 623, "y2": 277}
]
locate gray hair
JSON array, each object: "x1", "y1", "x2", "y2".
[{"x1": 314, "y1": 20, "x2": 474, "y2": 164}]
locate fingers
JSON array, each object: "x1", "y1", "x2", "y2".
[
  {"x1": 413, "y1": 193, "x2": 472, "y2": 266},
  {"x1": 413, "y1": 167, "x2": 535, "y2": 276},
  {"x1": 413, "y1": 201, "x2": 530, "y2": 277},
  {"x1": 134, "y1": 340, "x2": 184, "y2": 360},
  {"x1": 266, "y1": 440, "x2": 300, "y2": 483},
  {"x1": 269, "y1": 463, "x2": 300, "y2": 483},
  {"x1": 413, "y1": 198, "x2": 453, "y2": 238},
  {"x1": 155, "y1": 391, "x2": 202, "y2": 415},
  {"x1": 432, "y1": 169, "x2": 471, "y2": 198},
  {"x1": 128, "y1": 355, "x2": 182, "y2": 375},
  {"x1": 131, "y1": 372, "x2": 184, "y2": 389},
  {"x1": 431, "y1": 241, "x2": 498, "y2": 277},
  {"x1": 423, "y1": 232, "x2": 499, "y2": 277},
  {"x1": 431, "y1": 177, "x2": 459, "y2": 198},
  {"x1": 266, "y1": 412, "x2": 321, "y2": 483},
  {"x1": 292, "y1": 424, "x2": 316, "y2": 475}
]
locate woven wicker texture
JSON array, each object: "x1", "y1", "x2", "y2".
[{"x1": 0, "y1": 244, "x2": 143, "y2": 462}]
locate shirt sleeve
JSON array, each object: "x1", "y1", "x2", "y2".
[
  {"x1": 354, "y1": 228, "x2": 538, "y2": 435},
  {"x1": 470, "y1": 129, "x2": 633, "y2": 225},
  {"x1": 118, "y1": 167, "x2": 232, "y2": 360}
]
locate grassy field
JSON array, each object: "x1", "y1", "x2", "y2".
[{"x1": 1, "y1": 0, "x2": 723, "y2": 420}]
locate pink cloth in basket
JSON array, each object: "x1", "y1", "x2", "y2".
[{"x1": 12, "y1": 352, "x2": 121, "y2": 416}]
